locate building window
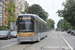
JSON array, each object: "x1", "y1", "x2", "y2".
[{"x1": 0, "y1": 17, "x2": 2, "y2": 23}]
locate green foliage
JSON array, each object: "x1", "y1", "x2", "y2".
[
  {"x1": 57, "y1": 19, "x2": 72, "y2": 30},
  {"x1": 57, "y1": 0, "x2": 75, "y2": 27},
  {"x1": 0, "y1": 25, "x2": 8, "y2": 30},
  {"x1": 56, "y1": 10, "x2": 63, "y2": 17},
  {"x1": 21, "y1": 8, "x2": 29, "y2": 14},
  {"x1": 5, "y1": 0, "x2": 17, "y2": 29},
  {"x1": 57, "y1": 19, "x2": 64, "y2": 29},
  {"x1": 21, "y1": 4, "x2": 48, "y2": 21},
  {"x1": 47, "y1": 19, "x2": 55, "y2": 29}
]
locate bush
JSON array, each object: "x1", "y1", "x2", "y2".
[{"x1": 0, "y1": 25, "x2": 8, "y2": 30}]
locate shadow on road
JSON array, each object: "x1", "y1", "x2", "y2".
[
  {"x1": 18, "y1": 42, "x2": 37, "y2": 45},
  {"x1": 0, "y1": 38, "x2": 6, "y2": 40}
]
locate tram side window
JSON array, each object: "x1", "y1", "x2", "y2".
[
  {"x1": 41, "y1": 23, "x2": 43, "y2": 32},
  {"x1": 40, "y1": 22, "x2": 42, "y2": 32},
  {"x1": 41, "y1": 23, "x2": 42, "y2": 32},
  {"x1": 41, "y1": 23, "x2": 44, "y2": 32},
  {"x1": 38, "y1": 22, "x2": 41, "y2": 33},
  {"x1": 40, "y1": 22, "x2": 44, "y2": 32},
  {"x1": 36, "y1": 21, "x2": 38, "y2": 33},
  {"x1": 44, "y1": 24, "x2": 46, "y2": 32},
  {"x1": 44, "y1": 25, "x2": 45, "y2": 32},
  {"x1": 45, "y1": 25, "x2": 46, "y2": 32},
  {"x1": 44, "y1": 26, "x2": 45, "y2": 32},
  {"x1": 35, "y1": 21, "x2": 41, "y2": 33},
  {"x1": 45, "y1": 25, "x2": 47, "y2": 32},
  {"x1": 38, "y1": 22, "x2": 40, "y2": 32},
  {"x1": 43, "y1": 24, "x2": 45, "y2": 32},
  {"x1": 35, "y1": 21, "x2": 47, "y2": 33}
]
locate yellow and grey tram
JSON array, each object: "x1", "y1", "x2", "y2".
[{"x1": 16, "y1": 14, "x2": 47, "y2": 42}]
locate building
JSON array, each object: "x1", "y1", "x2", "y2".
[
  {"x1": 0, "y1": 0, "x2": 29, "y2": 30},
  {"x1": 10, "y1": 0, "x2": 26, "y2": 30},
  {"x1": 25, "y1": 1, "x2": 29, "y2": 9},
  {"x1": 0, "y1": 0, "x2": 26, "y2": 26},
  {"x1": 15, "y1": 0, "x2": 25, "y2": 18},
  {"x1": 0, "y1": 0, "x2": 2, "y2": 26},
  {"x1": 0, "y1": 0, "x2": 10, "y2": 26}
]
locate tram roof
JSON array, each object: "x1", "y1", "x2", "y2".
[{"x1": 19, "y1": 14, "x2": 47, "y2": 24}]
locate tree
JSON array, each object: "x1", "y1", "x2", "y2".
[
  {"x1": 47, "y1": 19, "x2": 55, "y2": 29},
  {"x1": 5, "y1": 0, "x2": 17, "y2": 29},
  {"x1": 57, "y1": 0, "x2": 75, "y2": 27},
  {"x1": 21, "y1": 4, "x2": 49, "y2": 21},
  {"x1": 56, "y1": 10, "x2": 63, "y2": 17},
  {"x1": 57, "y1": 19, "x2": 64, "y2": 29},
  {"x1": 21, "y1": 8, "x2": 29, "y2": 14},
  {"x1": 57, "y1": 19, "x2": 72, "y2": 30}
]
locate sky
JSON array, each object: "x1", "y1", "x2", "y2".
[{"x1": 25, "y1": 0, "x2": 65, "y2": 28}]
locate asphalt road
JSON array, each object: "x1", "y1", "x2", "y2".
[
  {"x1": 0, "y1": 38, "x2": 17, "y2": 49},
  {"x1": 0, "y1": 31, "x2": 75, "y2": 50},
  {"x1": 60, "y1": 31, "x2": 75, "y2": 50}
]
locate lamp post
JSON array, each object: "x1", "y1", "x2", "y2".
[{"x1": 2, "y1": 0, "x2": 4, "y2": 30}]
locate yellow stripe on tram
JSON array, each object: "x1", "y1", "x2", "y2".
[{"x1": 17, "y1": 32, "x2": 35, "y2": 37}]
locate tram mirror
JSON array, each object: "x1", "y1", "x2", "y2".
[{"x1": 31, "y1": 16, "x2": 35, "y2": 20}]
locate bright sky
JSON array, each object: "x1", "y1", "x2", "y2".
[{"x1": 25, "y1": 0, "x2": 65, "y2": 28}]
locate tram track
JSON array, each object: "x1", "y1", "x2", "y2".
[
  {"x1": 0, "y1": 31, "x2": 73, "y2": 50},
  {"x1": 0, "y1": 31, "x2": 53, "y2": 50},
  {"x1": 11, "y1": 42, "x2": 35, "y2": 50},
  {"x1": 40, "y1": 31, "x2": 55, "y2": 50},
  {"x1": 0, "y1": 42, "x2": 36, "y2": 50},
  {"x1": 41, "y1": 31, "x2": 72, "y2": 50},
  {"x1": 23, "y1": 43, "x2": 33, "y2": 50}
]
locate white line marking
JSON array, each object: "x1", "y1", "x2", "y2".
[
  {"x1": 52, "y1": 36, "x2": 58, "y2": 38},
  {"x1": 45, "y1": 46, "x2": 71, "y2": 49},
  {"x1": 0, "y1": 42, "x2": 18, "y2": 49},
  {"x1": 60, "y1": 33, "x2": 73, "y2": 50}
]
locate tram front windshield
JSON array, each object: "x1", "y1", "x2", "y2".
[{"x1": 18, "y1": 20, "x2": 34, "y2": 32}]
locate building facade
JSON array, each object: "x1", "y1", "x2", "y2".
[
  {"x1": 0, "y1": 0, "x2": 26, "y2": 26},
  {"x1": 15, "y1": 0, "x2": 25, "y2": 18},
  {"x1": 0, "y1": 0, "x2": 30, "y2": 30},
  {"x1": 0, "y1": 0, "x2": 10, "y2": 26},
  {"x1": 25, "y1": 1, "x2": 29, "y2": 9},
  {"x1": 0, "y1": 0, "x2": 2, "y2": 26}
]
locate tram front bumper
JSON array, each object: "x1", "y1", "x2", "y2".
[{"x1": 17, "y1": 36, "x2": 37, "y2": 42}]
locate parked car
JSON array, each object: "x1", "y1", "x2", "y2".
[
  {"x1": 67, "y1": 30, "x2": 72, "y2": 33},
  {"x1": 0, "y1": 31, "x2": 11, "y2": 39},
  {"x1": 72, "y1": 31, "x2": 75, "y2": 36},
  {"x1": 71, "y1": 30, "x2": 74, "y2": 35},
  {"x1": 61, "y1": 29, "x2": 64, "y2": 31},
  {"x1": 10, "y1": 31, "x2": 17, "y2": 38}
]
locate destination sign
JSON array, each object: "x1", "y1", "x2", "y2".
[
  {"x1": 23, "y1": 17, "x2": 31, "y2": 19},
  {"x1": 20, "y1": 17, "x2": 31, "y2": 20}
]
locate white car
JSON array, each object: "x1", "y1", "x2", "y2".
[{"x1": 10, "y1": 31, "x2": 17, "y2": 38}]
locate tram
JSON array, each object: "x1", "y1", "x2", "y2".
[{"x1": 16, "y1": 14, "x2": 47, "y2": 42}]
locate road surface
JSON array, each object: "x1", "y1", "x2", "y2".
[{"x1": 0, "y1": 30, "x2": 75, "y2": 50}]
